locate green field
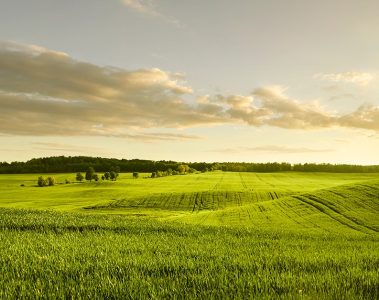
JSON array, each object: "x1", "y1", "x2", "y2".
[{"x1": 0, "y1": 172, "x2": 378, "y2": 298}]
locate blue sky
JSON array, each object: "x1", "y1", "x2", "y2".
[{"x1": 1, "y1": 0, "x2": 379, "y2": 163}]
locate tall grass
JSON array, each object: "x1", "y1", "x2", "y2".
[{"x1": 0, "y1": 208, "x2": 378, "y2": 299}]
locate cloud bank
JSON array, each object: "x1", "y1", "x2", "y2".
[{"x1": 1, "y1": 41, "x2": 379, "y2": 140}]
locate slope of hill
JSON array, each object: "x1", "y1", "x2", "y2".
[{"x1": 179, "y1": 180, "x2": 379, "y2": 235}]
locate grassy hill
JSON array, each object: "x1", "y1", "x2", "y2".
[
  {"x1": 180, "y1": 180, "x2": 379, "y2": 234},
  {"x1": 0, "y1": 171, "x2": 378, "y2": 298},
  {"x1": 0, "y1": 171, "x2": 377, "y2": 211}
]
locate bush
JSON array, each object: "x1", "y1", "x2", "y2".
[
  {"x1": 110, "y1": 171, "x2": 118, "y2": 181},
  {"x1": 38, "y1": 176, "x2": 47, "y2": 187},
  {"x1": 47, "y1": 177, "x2": 55, "y2": 186},
  {"x1": 86, "y1": 167, "x2": 95, "y2": 181},
  {"x1": 76, "y1": 172, "x2": 84, "y2": 182}
]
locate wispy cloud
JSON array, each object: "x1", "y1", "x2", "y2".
[
  {"x1": 328, "y1": 93, "x2": 356, "y2": 102},
  {"x1": 314, "y1": 71, "x2": 375, "y2": 86},
  {"x1": 1, "y1": 41, "x2": 379, "y2": 139},
  {"x1": 209, "y1": 145, "x2": 332, "y2": 154},
  {"x1": 121, "y1": 0, "x2": 181, "y2": 26},
  {"x1": 243, "y1": 145, "x2": 332, "y2": 153},
  {"x1": 32, "y1": 142, "x2": 105, "y2": 153},
  {"x1": 334, "y1": 138, "x2": 349, "y2": 144},
  {"x1": 122, "y1": 0, "x2": 157, "y2": 15}
]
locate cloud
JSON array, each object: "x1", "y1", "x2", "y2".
[
  {"x1": 243, "y1": 145, "x2": 332, "y2": 153},
  {"x1": 32, "y1": 142, "x2": 105, "y2": 153},
  {"x1": 122, "y1": 0, "x2": 158, "y2": 15},
  {"x1": 0, "y1": 41, "x2": 211, "y2": 139},
  {"x1": 1, "y1": 41, "x2": 379, "y2": 139},
  {"x1": 338, "y1": 104, "x2": 379, "y2": 131},
  {"x1": 251, "y1": 85, "x2": 336, "y2": 129},
  {"x1": 121, "y1": 0, "x2": 181, "y2": 26},
  {"x1": 328, "y1": 93, "x2": 356, "y2": 102},
  {"x1": 0, "y1": 40, "x2": 69, "y2": 57},
  {"x1": 209, "y1": 145, "x2": 332, "y2": 154},
  {"x1": 314, "y1": 71, "x2": 375, "y2": 86}
]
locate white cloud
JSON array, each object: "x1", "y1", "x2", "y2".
[
  {"x1": 314, "y1": 71, "x2": 375, "y2": 86},
  {"x1": 121, "y1": 0, "x2": 181, "y2": 26},
  {"x1": 0, "y1": 40, "x2": 68, "y2": 57},
  {"x1": 1, "y1": 41, "x2": 379, "y2": 139},
  {"x1": 122, "y1": 0, "x2": 160, "y2": 16}
]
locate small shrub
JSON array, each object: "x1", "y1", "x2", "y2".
[
  {"x1": 76, "y1": 173, "x2": 84, "y2": 182},
  {"x1": 92, "y1": 174, "x2": 99, "y2": 182},
  {"x1": 110, "y1": 171, "x2": 118, "y2": 181},
  {"x1": 47, "y1": 177, "x2": 55, "y2": 186},
  {"x1": 37, "y1": 176, "x2": 48, "y2": 187}
]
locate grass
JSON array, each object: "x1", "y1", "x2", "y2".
[
  {"x1": 0, "y1": 172, "x2": 378, "y2": 298},
  {"x1": 0, "y1": 171, "x2": 377, "y2": 212}
]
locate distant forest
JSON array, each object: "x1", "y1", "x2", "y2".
[{"x1": 1, "y1": 156, "x2": 379, "y2": 174}]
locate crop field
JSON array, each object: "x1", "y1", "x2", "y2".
[{"x1": 0, "y1": 172, "x2": 378, "y2": 298}]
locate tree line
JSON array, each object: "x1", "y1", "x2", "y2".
[{"x1": 1, "y1": 156, "x2": 379, "y2": 174}]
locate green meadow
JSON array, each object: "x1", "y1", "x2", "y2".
[{"x1": 0, "y1": 172, "x2": 378, "y2": 298}]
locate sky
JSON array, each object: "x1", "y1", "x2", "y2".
[{"x1": 0, "y1": 0, "x2": 379, "y2": 164}]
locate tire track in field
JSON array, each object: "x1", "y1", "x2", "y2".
[
  {"x1": 275, "y1": 200, "x2": 312, "y2": 228},
  {"x1": 326, "y1": 188, "x2": 378, "y2": 214},
  {"x1": 212, "y1": 173, "x2": 225, "y2": 190},
  {"x1": 238, "y1": 172, "x2": 250, "y2": 191},
  {"x1": 278, "y1": 198, "x2": 329, "y2": 231},
  {"x1": 307, "y1": 194, "x2": 379, "y2": 233},
  {"x1": 293, "y1": 195, "x2": 377, "y2": 234}
]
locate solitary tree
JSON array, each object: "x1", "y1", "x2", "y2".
[
  {"x1": 110, "y1": 171, "x2": 118, "y2": 181},
  {"x1": 85, "y1": 167, "x2": 95, "y2": 181},
  {"x1": 92, "y1": 174, "x2": 99, "y2": 182},
  {"x1": 47, "y1": 177, "x2": 55, "y2": 186},
  {"x1": 133, "y1": 172, "x2": 139, "y2": 179},
  {"x1": 76, "y1": 172, "x2": 84, "y2": 182}
]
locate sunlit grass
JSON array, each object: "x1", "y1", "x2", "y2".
[{"x1": 0, "y1": 172, "x2": 378, "y2": 298}]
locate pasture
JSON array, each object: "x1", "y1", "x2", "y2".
[{"x1": 0, "y1": 172, "x2": 378, "y2": 298}]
